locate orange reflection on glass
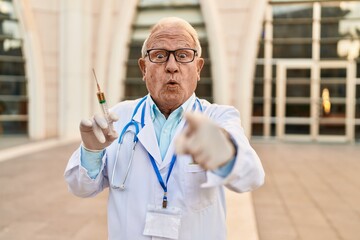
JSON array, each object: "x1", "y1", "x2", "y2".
[{"x1": 322, "y1": 88, "x2": 331, "y2": 115}]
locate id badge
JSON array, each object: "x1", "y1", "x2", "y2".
[{"x1": 143, "y1": 205, "x2": 182, "y2": 240}]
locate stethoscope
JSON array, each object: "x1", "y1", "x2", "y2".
[{"x1": 110, "y1": 95, "x2": 203, "y2": 190}]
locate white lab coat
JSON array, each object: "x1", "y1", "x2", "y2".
[{"x1": 64, "y1": 96, "x2": 264, "y2": 240}]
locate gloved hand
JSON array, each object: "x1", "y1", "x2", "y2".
[
  {"x1": 175, "y1": 112, "x2": 236, "y2": 170},
  {"x1": 80, "y1": 112, "x2": 119, "y2": 151}
]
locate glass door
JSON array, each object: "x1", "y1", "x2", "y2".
[
  {"x1": 276, "y1": 60, "x2": 313, "y2": 141},
  {"x1": 276, "y1": 60, "x2": 355, "y2": 142},
  {"x1": 317, "y1": 61, "x2": 356, "y2": 141}
]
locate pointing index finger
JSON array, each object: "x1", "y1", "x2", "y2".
[{"x1": 184, "y1": 112, "x2": 204, "y2": 136}]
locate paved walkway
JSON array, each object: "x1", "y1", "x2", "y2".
[
  {"x1": 0, "y1": 141, "x2": 257, "y2": 240},
  {"x1": 0, "y1": 142, "x2": 108, "y2": 240},
  {"x1": 0, "y1": 141, "x2": 359, "y2": 239},
  {"x1": 252, "y1": 141, "x2": 360, "y2": 240}
]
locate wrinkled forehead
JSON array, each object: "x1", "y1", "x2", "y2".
[{"x1": 146, "y1": 28, "x2": 196, "y2": 49}]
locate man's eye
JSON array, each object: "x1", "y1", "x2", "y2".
[
  {"x1": 152, "y1": 51, "x2": 167, "y2": 59},
  {"x1": 177, "y1": 53, "x2": 187, "y2": 59},
  {"x1": 156, "y1": 54, "x2": 165, "y2": 59}
]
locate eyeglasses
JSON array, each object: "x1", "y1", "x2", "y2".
[{"x1": 146, "y1": 48, "x2": 198, "y2": 63}]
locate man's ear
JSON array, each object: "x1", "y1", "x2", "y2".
[
  {"x1": 196, "y1": 58, "x2": 204, "y2": 81},
  {"x1": 138, "y1": 58, "x2": 146, "y2": 81}
]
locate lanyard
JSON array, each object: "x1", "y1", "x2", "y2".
[
  {"x1": 148, "y1": 153, "x2": 177, "y2": 208},
  {"x1": 140, "y1": 97, "x2": 203, "y2": 208}
]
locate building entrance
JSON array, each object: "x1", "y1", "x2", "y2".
[{"x1": 276, "y1": 59, "x2": 356, "y2": 142}]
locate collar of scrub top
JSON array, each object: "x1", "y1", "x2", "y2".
[{"x1": 123, "y1": 94, "x2": 203, "y2": 208}]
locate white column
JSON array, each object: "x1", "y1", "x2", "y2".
[
  {"x1": 233, "y1": 0, "x2": 268, "y2": 137},
  {"x1": 59, "y1": 0, "x2": 93, "y2": 138},
  {"x1": 346, "y1": 61, "x2": 356, "y2": 141},
  {"x1": 263, "y1": 4, "x2": 273, "y2": 138},
  {"x1": 14, "y1": 0, "x2": 46, "y2": 139},
  {"x1": 93, "y1": 0, "x2": 114, "y2": 110},
  {"x1": 107, "y1": 0, "x2": 138, "y2": 105},
  {"x1": 276, "y1": 63, "x2": 286, "y2": 139},
  {"x1": 311, "y1": 2, "x2": 321, "y2": 140},
  {"x1": 199, "y1": 0, "x2": 230, "y2": 105}
]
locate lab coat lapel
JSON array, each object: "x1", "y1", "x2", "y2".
[{"x1": 133, "y1": 98, "x2": 162, "y2": 166}]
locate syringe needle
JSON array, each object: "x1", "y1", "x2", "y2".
[
  {"x1": 92, "y1": 68, "x2": 101, "y2": 92},
  {"x1": 92, "y1": 68, "x2": 115, "y2": 135}
]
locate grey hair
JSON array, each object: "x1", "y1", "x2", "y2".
[{"x1": 140, "y1": 17, "x2": 202, "y2": 58}]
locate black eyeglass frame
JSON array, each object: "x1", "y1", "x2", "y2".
[{"x1": 145, "y1": 48, "x2": 198, "y2": 63}]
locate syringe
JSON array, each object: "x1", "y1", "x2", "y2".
[{"x1": 92, "y1": 68, "x2": 115, "y2": 135}]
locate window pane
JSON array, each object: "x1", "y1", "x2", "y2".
[
  {"x1": 274, "y1": 23, "x2": 312, "y2": 39},
  {"x1": 0, "y1": 121, "x2": 27, "y2": 135},
  {"x1": 0, "y1": 39, "x2": 23, "y2": 56},
  {"x1": 273, "y1": 42, "x2": 312, "y2": 58},
  {"x1": 271, "y1": 123, "x2": 276, "y2": 136},
  {"x1": 0, "y1": 61, "x2": 25, "y2": 75},
  {"x1": 254, "y1": 65, "x2": 263, "y2": 78},
  {"x1": 273, "y1": 4, "x2": 313, "y2": 19},
  {"x1": 195, "y1": 82, "x2": 211, "y2": 97},
  {"x1": 0, "y1": 100, "x2": 27, "y2": 115},
  {"x1": 252, "y1": 123, "x2": 263, "y2": 136},
  {"x1": 0, "y1": 81, "x2": 26, "y2": 95},
  {"x1": 286, "y1": 103, "x2": 310, "y2": 117},
  {"x1": 271, "y1": 102, "x2": 277, "y2": 117},
  {"x1": 253, "y1": 82, "x2": 263, "y2": 97},
  {"x1": 356, "y1": 85, "x2": 360, "y2": 118},
  {"x1": 285, "y1": 124, "x2": 310, "y2": 134},
  {"x1": 257, "y1": 43, "x2": 264, "y2": 58},
  {"x1": 0, "y1": 1, "x2": 27, "y2": 137},
  {"x1": 355, "y1": 125, "x2": 360, "y2": 141},
  {"x1": 126, "y1": 62, "x2": 142, "y2": 78},
  {"x1": 128, "y1": 42, "x2": 142, "y2": 59},
  {"x1": 320, "y1": 103, "x2": 345, "y2": 118},
  {"x1": 320, "y1": 84, "x2": 346, "y2": 98},
  {"x1": 124, "y1": 81, "x2": 147, "y2": 100},
  {"x1": 287, "y1": 69, "x2": 311, "y2": 78},
  {"x1": 253, "y1": 103, "x2": 264, "y2": 117},
  {"x1": 287, "y1": 84, "x2": 310, "y2": 97},
  {"x1": 320, "y1": 42, "x2": 341, "y2": 59},
  {"x1": 321, "y1": 22, "x2": 344, "y2": 39},
  {"x1": 319, "y1": 124, "x2": 345, "y2": 135},
  {"x1": 321, "y1": 68, "x2": 346, "y2": 78}
]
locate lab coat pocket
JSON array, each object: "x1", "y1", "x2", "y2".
[{"x1": 184, "y1": 164, "x2": 216, "y2": 211}]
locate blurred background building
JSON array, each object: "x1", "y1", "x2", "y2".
[{"x1": 0, "y1": 0, "x2": 360, "y2": 147}]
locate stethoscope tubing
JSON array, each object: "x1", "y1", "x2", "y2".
[
  {"x1": 111, "y1": 97, "x2": 147, "y2": 190},
  {"x1": 111, "y1": 96, "x2": 203, "y2": 190}
]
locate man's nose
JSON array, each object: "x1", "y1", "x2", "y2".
[{"x1": 165, "y1": 53, "x2": 179, "y2": 73}]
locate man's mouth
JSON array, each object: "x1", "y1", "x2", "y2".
[{"x1": 167, "y1": 80, "x2": 178, "y2": 85}]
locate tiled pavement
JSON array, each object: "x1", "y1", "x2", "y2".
[
  {"x1": 0, "y1": 141, "x2": 359, "y2": 239},
  {"x1": 0, "y1": 142, "x2": 108, "y2": 240},
  {"x1": 252, "y1": 141, "x2": 360, "y2": 240}
]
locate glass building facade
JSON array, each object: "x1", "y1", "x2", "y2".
[
  {"x1": 2, "y1": 0, "x2": 360, "y2": 144},
  {"x1": 124, "y1": 0, "x2": 213, "y2": 102},
  {"x1": 252, "y1": 0, "x2": 360, "y2": 142},
  {"x1": 0, "y1": 0, "x2": 27, "y2": 136}
]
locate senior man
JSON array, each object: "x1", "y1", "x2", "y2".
[{"x1": 65, "y1": 17, "x2": 264, "y2": 240}]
